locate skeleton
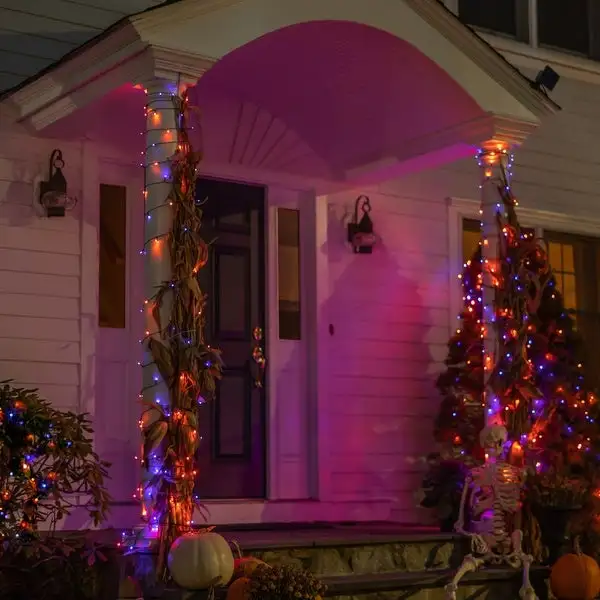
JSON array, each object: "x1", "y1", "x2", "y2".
[{"x1": 444, "y1": 425, "x2": 536, "y2": 600}]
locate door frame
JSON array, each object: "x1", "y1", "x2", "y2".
[
  {"x1": 88, "y1": 150, "x2": 326, "y2": 503},
  {"x1": 199, "y1": 163, "x2": 322, "y2": 501}
]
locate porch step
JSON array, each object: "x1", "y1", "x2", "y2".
[
  {"x1": 227, "y1": 523, "x2": 468, "y2": 574},
  {"x1": 119, "y1": 524, "x2": 550, "y2": 599},
  {"x1": 138, "y1": 568, "x2": 551, "y2": 600}
]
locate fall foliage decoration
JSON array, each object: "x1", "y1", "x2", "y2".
[
  {"x1": 435, "y1": 161, "x2": 597, "y2": 472},
  {"x1": 139, "y1": 91, "x2": 223, "y2": 576},
  {"x1": 0, "y1": 380, "x2": 110, "y2": 536}
]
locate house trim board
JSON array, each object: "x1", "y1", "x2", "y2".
[{"x1": 1, "y1": 0, "x2": 557, "y2": 131}]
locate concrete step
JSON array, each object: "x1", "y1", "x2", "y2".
[
  {"x1": 143, "y1": 567, "x2": 551, "y2": 600},
  {"x1": 119, "y1": 524, "x2": 550, "y2": 600}
]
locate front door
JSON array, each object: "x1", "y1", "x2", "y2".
[{"x1": 195, "y1": 178, "x2": 267, "y2": 498}]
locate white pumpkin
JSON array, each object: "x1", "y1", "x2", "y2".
[{"x1": 168, "y1": 531, "x2": 235, "y2": 589}]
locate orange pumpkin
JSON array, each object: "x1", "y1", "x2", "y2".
[
  {"x1": 233, "y1": 557, "x2": 267, "y2": 579},
  {"x1": 551, "y1": 551, "x2": 600, "y2": 600},
  {"x1": 226, "y1": 576, "x2": 251, "y2": 600}
]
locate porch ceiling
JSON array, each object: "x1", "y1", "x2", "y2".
[{"x1": 1, "y1": 0, "x2": 559, "y2": 185}]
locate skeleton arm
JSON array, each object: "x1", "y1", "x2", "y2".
[{"x1": 454, "y1": 473, "x2": 471, "y2": 535}]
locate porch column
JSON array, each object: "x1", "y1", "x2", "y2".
[
  {"x1": 478, "y1": 140, "x2": 511, "y2": 425},
  {"x1": 140, "y1": 77, "x2": 179, "y2": 521}
]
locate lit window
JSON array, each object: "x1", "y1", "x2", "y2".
[
  {"x1": 544, "y1": 230, "x2": 600, "y2": 386},
  {"x1": 547, "y1": 239, "x2": 578, "y2": 314},
  {"x1": 462, "y1": 218, "x2": 480, "y2": 264}
]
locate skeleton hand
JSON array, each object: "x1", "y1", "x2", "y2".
[
  {"x1": 519, "y1": 583, "x2": 537, "y2": 600},
  {"x1": 444, "y1": 582, "x2": 458, "y2": 600}
]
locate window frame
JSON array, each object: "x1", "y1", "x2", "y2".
[{"x1": 447, "y1": 196, "x2": 600, "y2": 335}]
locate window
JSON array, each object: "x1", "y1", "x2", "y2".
[
  {"x1": 537, "y1": 0, "x2": 598, "y2": 56},
  {"x1": 460, "y1": 216, "x2": 600, "y2": 384},
  {"x1": 277, "y1": 208, "x2": 301, "y2": 340},
  {"x1": 545, "y1": 230, "x2": 600, "y2": 384},
  {"x1": 457, "y1": 0, "x2": 528, "y2": 41},
  {"x1": 545, "y1": 230, "x2": 600, "y2": 328},
  {"x1": 462, "y1": 218, "x2": 480, "y2": 264},
  {"x1": 99, "y1": 184, "x2": 127, "y2": 328}
]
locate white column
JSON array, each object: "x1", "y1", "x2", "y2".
[
  {"x1": 478, "y1": 141, "x2": 511, "y2": 425},
  {"x1": 139, "y1": 77, "x2": 179, "y2": 522}
]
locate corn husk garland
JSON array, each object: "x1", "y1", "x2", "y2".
[{"x1": 140, "y1": 92, "x2": 223, "y2": 578}]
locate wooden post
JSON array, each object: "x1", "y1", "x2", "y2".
[
  {"x1": 479, "y1": 140, "x2": 510, "y2": 425},
  {"x1": 140, "y1": 77, "x2": 179, "y2": 525}
]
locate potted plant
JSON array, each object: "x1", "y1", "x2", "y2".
[
  {"x1": 528, "y1": 469, "x2": 589, "y2": 564},
  {"x1": 227, "y1": 563, "x2": 326, "y2": 600},
  {"x1": 417, "y1": 453, "x2": 468, "y2": 532},
  {"x1": 0, "y1": 381, "x2": 112, "y2": 599}
]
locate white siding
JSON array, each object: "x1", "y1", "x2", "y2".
[
  {"x1": 323, "y1": 71, "x2": 600, "y2": 522},
  {"x1": 0, "y1": 0, "x2": 164, "y2": 93},
  {"x1": 0, "y1": 133, "x2": 82, "y2": 412}
]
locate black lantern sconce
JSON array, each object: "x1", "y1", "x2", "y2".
[
  {"x1": 38, "y1": 149, "x2": 77, "y2": 217},
  {"x1": 347, "y1": 195, "x2": 376, "y2": 254}
]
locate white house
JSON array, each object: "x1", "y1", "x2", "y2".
[{"x1": 0, "y1": 0, "x2": 598, "y2": 529}]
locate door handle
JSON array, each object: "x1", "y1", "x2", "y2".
[{"x1": 252, "y1": 326, "x2": 266, "y2": 388}]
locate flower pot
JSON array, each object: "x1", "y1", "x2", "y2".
[{"x1": 533, "y1": 505, "x2": 581, "y2": 565}]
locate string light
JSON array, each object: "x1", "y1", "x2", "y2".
[
  {"x1": 436, "y1": 140, "x2": 598, "y2": 474},
  {"x1": 130, "y1": 81, "x2": 223, "y2": 575}
]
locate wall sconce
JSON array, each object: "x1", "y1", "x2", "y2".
[
  {"x1": 38, "y1": 149, "x2": 77, "y2": 217},
  {"x1": 347, "y1": 195, "x2": 376, "y2": 254}
]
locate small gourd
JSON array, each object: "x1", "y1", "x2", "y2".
[
  {"x1": 168, "y1": 531, "x2": 235, "y2": 589},
  {"x1": 233, "y1": 557, "x2": 268, "y2": 579},
  {"x1": 226, "y1": 576, "x2": 251, "y2": 600},
  {"x1": 550, "y1": 538, "x2": 600, "y2": 600}
]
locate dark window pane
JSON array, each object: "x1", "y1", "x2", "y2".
[
  {"x1": 99, "y1": 184, "x2": 126, "y2": 328},
  {"x1": 458, "y1": 0, "x2": 517, "y2": 36},
  {"x1": 538, "y1": 0, "x2": 590, "y2": 55},
  {"x1": 278, "y1": 208, "x2": 301, "y2": 340}
]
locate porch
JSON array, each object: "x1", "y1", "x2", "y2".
[{"x1": 0, "y1": 0, "x2": 556, "y2": 527}]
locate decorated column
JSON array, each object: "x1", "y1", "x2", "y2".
[
  {"x1": 478, "y1": 140, "x2": 512, "y2": 425},
  {"x1": 137, "y1": 77, "x2": 223, "y2": 577},
  {"x1": 139, "y1": 77, "x2": 179, "y2": 525}
]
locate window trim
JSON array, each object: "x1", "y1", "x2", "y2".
[{"x1": 447, "y1": 196, "x2": 600, "y2": 334}]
